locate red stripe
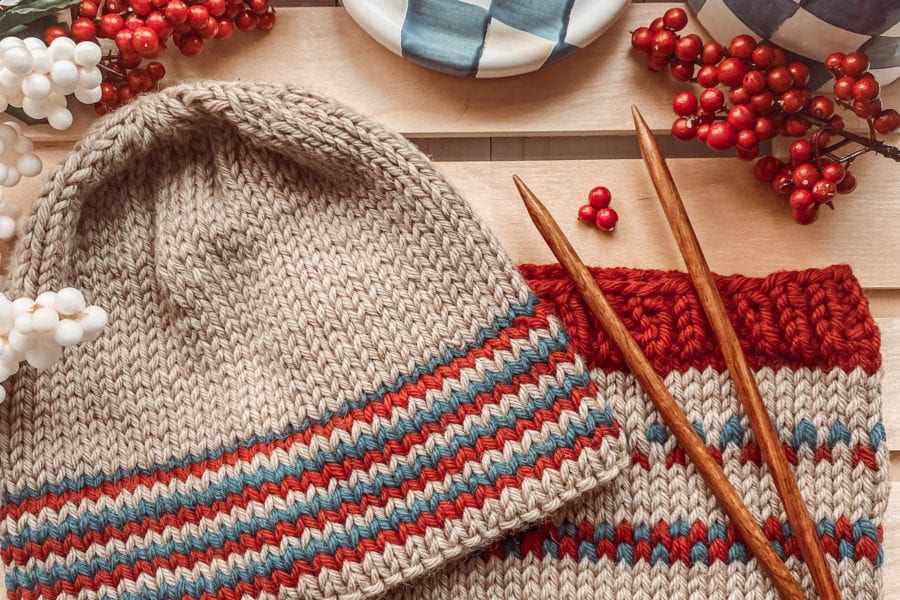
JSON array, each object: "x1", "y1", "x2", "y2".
[
  {"x1": 8, "y1": 432, "x2": 606, "y2": 600},
  {"x1": 3, "y1": 355, "x2": 617, "y2": 595},
  {"x1": 520, "y1": 264, "x2": 881, "y2": 374},
  {"x1": 1, "y1": 303, "x2": 564, "y2": 522},
  {"x1": 630, "y1": 443, "x2": 879, "y2": 471}
]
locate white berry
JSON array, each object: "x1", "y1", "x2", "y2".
[
  {"x1": 25, "y1": 343, "x2": 61, "y2": 369},
  {"x1": 79, "y1": 305, "x2": 108, "y2": 333},
  {"x1": 4, "y1": 47, "x2": 33, "y2": 75},
  {"x1": 47, "y1": 107, "x2": 73, "y2": 131},
  {"x1": 35, "y1": 291, "x2": 57, "y2": 307},
  {"x1": 0, "y1": 216, "x2": 15, "y2": 240},
  {"x1": 55, "y1": 288, "x2": 85, "y2": 314},
  {"x1": 13, "y1": 312, "x2": 33, "y2": 334},
  {"x1": 48, "y1": 37, "x2": 76, "y2": 61},
  {"x1": 72, "y1": 42, "x2": 102, "y2": 67},
  {"x1": 17, "y1": 153, "x2": 41, "y2": 177},
  {"x1": 21, "y1": 73, "x2": 50, "y2": 99},
  {"x1": 74, "y1": 85, "x2": 102, "y2": 105},
  {"x1": 54, "y1": 320, "x2": 83, "y2": 346}
]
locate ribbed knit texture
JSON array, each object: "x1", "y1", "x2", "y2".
[
  {"x1": 0, "y1": 82, "x2": 628, "y2": 599},
  {"x1": 394, "y1": 264, "x2": 887, "y2": 600}
]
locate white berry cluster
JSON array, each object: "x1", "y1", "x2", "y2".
[
  {"x1": 0, "y1": 121, "x2": 41, "y2": 187},
  {"x1": 0, "y1": 190, "x2": 22, "y2": 241},
  {"x1": 0, "y1": 288, "x2": 108, "y2": 401},
  {"x1": 0, "y1": 36, "x2": 103, "y2": 130}
]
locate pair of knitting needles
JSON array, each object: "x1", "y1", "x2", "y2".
[{"x1": 512, "y1": 106, "x2": 840, "y2": 600}]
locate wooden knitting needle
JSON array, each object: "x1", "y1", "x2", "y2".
[
  {"x1": 630, "y1": 105, "x2": 841, "y2": 600},
  {"x1": 512, "y1": 174, "x2": 806, "y2": 600}
]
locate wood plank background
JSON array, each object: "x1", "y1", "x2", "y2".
[{"x1": 2, "y1": 1, "x2": 898, "y2": 596}]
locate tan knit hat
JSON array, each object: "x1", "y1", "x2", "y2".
[{"x1": 0, "y1": 81, "x2": 626, "y2": 599}]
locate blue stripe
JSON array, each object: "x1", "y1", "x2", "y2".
[
  {"x1": 8, "y1": 377, "x2": 611, "y2": 595},
  {"x1": 5, "y1": 322, "x2": 595, "y2": 549},
  {"x1": 3, "y1": 295, "x2": 541, "y2": 506}
]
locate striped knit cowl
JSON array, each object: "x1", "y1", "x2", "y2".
[{"x1": 0, "y1": 82, "x2": 888, "y2": 600}]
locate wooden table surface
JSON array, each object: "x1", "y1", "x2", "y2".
[{"x1": 3, "y1": 1, "x2": 899, "y2": 597}]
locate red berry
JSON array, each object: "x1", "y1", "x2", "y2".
[
  {"x1": 750, "y1": 44, "x2": 776, "y2": 69},
  {"x1": 726, "y1": 104, "x2": 755, "y2": 130},
  {"x1": 669, "y1": 61, "x2": 694, "y2": 82},
  {"x1": 235, "y1": 9, "x2": 257, "y2": 30},
  {"x1": 119, "y1": 49, "x2": 142, "y2": 68},
  {"x1": 126, "y1": 14, "x2": 144, "y2": 30},
  {"x1": 851, "y1": 77, "x2": 879, "y2": 102},
  {"x1": 696, "y1": 65, "x2": 718, "y2": 87},
  {"x1": 94, "y1": 102, "x2": 112, "y2": 116},
  {"x1": 753, "y1": 116, "x2": 775, "y2": 140},
  {"x1": 728, "y1": 34, "x2": 756, "y2": 61},
  {"x1": 787, "y1": 62, "x2": 810, "y2": 88},
  {"x1": 736, "y1": 128, "x2": 757, "y2": 150},
  {"x1": 749, "y1": 91, "x2": 774, "y2": 114},
  {"x1": 126, "y1": 68, "x2": 153, "y2": 92},
  {"x1": 771, "y1": 46, "x2": 788, "y2": 67},
  {"x1": 44, "y1": 25, "x2": 68, "y2": 45},
  {"x1": 833, "y1": 76, "x2": 856, "y2": 100},
  {"x1": 772, "y1": 171, "x2": 794, "y2": 194},
  {"x1": 741, "y1": 70, "x2": 765, "y2": 95},
  {"x1": 188, "y1": 4, "x2": 210, "y2": 28},
  {"x1": 130, "y1": 0, "x2": 152, "y2": 15},
  {"x1": 165, "y1": 0, "x2": 188, "y2": 23},
  {"x1": 99, "y1": 82, "x2": 117, "y2": 104},
  {"x1": 79, "y1": 0, "x2": 98, "y2": 18},
  {"x1": 205, "y1": 0, "x2": 226, "y2": 16},
  {"x1": 808, "y1": 96, "x2": 834, "y2": 119},
  {"x1": 116, "y1": 84, "x2": 134, "y2": 104},
  {"x1": 672, "y1": 91, "x2": 698, "y2": 116},
  {"x1": 595, "y1": 207, "x2": 619, "y2": 231},
  {"x1": 789, "y1": 139, "x2": 813, "y2": 163},
  {"x1": 588, "y1": 186, "x2": 612, "y2": 209},
  {"x1": 736, "y1": 145, "x2": 759, "y2": 161},
  {"x1": 70, "y1": 17, "x2": 96, "y2": 42},
  {"x1": 699, "y1": 87, "x2": 724, "y2": 112},
  {"x1": 812, "y1": 129, "x2": 830, "y2": 149},
  {"x1": 784, "y1": 116, "x2": 811, "y2": 137},
  {"x1": 631, "y1": 27, "x2": 652, "y2": 53},
  {"x1": 650, "y1": 30, "x2": 676, "y2": 57},
  {"x1": 662, "y1": 7, "x2": 688, "y2": 31},
  {"x1": 841, "y1": 52, "x2": 869, "y2": 77},
  {"x1": 723, "y1": 90, "x2": 744, "y2": 109},
  {"x1": 696, "y1": 123, "x2": 710, "y2": 142},
  {"x1": 706, "y1": 121, "x2": 737, "y2": 150},
  {"x1": 577, "y1": 204, "x2": 597, "y2": 223},
  {"x1": 247, "y1": 0, "x2": 268, "y2": 14},
  {"x1": 215, "y1": 17, "x2": 234, "y2": 38},
  {"x1": 674, "y1": 34, "x2": 701, "y2": 62},
  {"x1": 766, "y1": 67, "x2": 794, "y2": 94},
  {"x1": 789, "y1": 188, "x2": 815, "y2": 211},
  {"x1": 646, "y1": 53, "x2": 669, "y2": 72},
  {"x1": 145, "y1": 60, "x2": 166, "y2": 80},
  {"x1": 811, "y1": 179, "x2": 836, "y2": 203},
  {"x1": 792, "y1": 163, "x2": 820, "y2": 189},
  {"x1": 197, "y1": 17, "x2": 219, "y2": 38},
  {"x1": 753, "y1": 156, "x2": 781, "y2": 182},
  {"x1": 717, "y1": 57, "x2": 746, "y2": 87},
  {"x1": 852, "y1": 98, "x2": 882, "y2": 119},
  {"x1": 779, "y1": 89, "x2": 806, "y2": 114},
  {"x1": 836, "y1": 171, "x2": 857, "y2": 194},
  {"x1": 115, "y1": 28, "x2": 134, "y2": 51},
  {"x1": 701, "y1": 41, "x2": 724, "y2": 65},
  {"x1": 131, "y1": 26, "x2": 159, "y2": 54},
  {"x1": 145, "y1": 11, "x2": 173, "y2": 37},
  {"x1": 671, "y1": 117, "x2": 697, "y2": 141},
  {"x1": 829, "y1": 115, "x2": 845, "y2": 130},
  {"x1": 99, "y1": 13, "x2": 125, "y2": 37},
  {"x1": 824, "y1": 52, "x2": 845, "y2": 76},
  {"x1": 106, "y1": 0, "x2": 124, "y2": 12},
  {"x1": 649, "y1": 17, "x2": 666, "y2": 33},
  {"x1": 874, "y1": 109, "x2": 900, "y2": 134},
  {"x1": 820, "y1": 162, "x2": 845, "y2": 184},
  {"x1": 791, "y1": 205, "x2": 819, "y2": 225},
  {"x1": 177, "y1": 32, "x2": 204, "y2": 55}
]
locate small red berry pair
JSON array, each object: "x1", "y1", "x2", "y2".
[{"x1": 577, "y1": 186, "x2": 619, "y2": 231}]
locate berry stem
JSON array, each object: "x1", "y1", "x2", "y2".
[{"x1": 794, "y1": 112, "x2": 900, "y2": 162}]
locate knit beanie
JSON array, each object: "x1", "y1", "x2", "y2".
[
  {"x1": 395, "y1": 265, "x2": 888, "y2": 600},
  {"x1": 0, "y1": 81, "x2": 628, "y2": 599}
]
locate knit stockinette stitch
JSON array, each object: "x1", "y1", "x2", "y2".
[
  {"x1": 0, "y1": 82, "x2": 627, "y2": 599},
  {"x1": 394, "y1": 265, "x2": 887, "y2": 600}
]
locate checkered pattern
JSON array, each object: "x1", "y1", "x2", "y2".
[
  {"x1": 688, "y1": 0, "x2": 899, "y2": 87},
  {"x1": 343, "y1": 0, "x2": 627, "y2": 78}
]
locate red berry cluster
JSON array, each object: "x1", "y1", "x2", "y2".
[
  {"x1": 43, "y1": 0, "x2": 275, "y2": 113},
  {"x1": 577, "y1": 186, "x2": 619, "y2": 231},
  {"x1": 631, "y1": 8, "x2": 899, "y2": 225}
]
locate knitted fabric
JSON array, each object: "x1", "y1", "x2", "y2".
[
  {"x1": 0, "y1": 82, "x2": 629, "y2": 599},
  {"x1": 394, "y1": 264, "x2": 887, "y2": 600}
]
